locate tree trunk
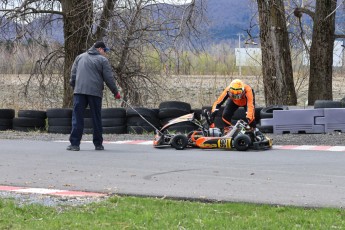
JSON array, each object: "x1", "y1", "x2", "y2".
[
  {"x1": 257, "y1": 0, "x2": 297, "y2": 106},
  {"x1": 308, "y1": 0, "x2": 336, "y2": 105},
  {"x1": 61, "y1": 0, "x2": 94, "y2": 108}
]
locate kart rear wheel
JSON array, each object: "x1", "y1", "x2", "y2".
[
  {"x1": 171, "y1": 134, "x2": 188, "y2": 150},
  {"x1": 233, "y1": 134, "x2": 251, "y2": 151}
]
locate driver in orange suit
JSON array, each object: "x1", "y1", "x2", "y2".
[{"x1": 210, "y1": 79, "x2": 256, "y2": 129}]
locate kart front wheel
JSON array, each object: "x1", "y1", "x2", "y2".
[
  {"x1": 171, "y1": 134, "x2": 188, "y2": 150},
  {"x1": 233, "y1": 134, "x2": 251, "y2": 151}
]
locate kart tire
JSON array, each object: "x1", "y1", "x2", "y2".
[
  {"x1": 171, "y1": 134, "x2": 188, "y2": 150},
  {"x1": 233, "y1": 134, "x2": 251, "y2": 151}
]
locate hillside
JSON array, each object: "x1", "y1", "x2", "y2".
[{"x1": 206, "y1": 0, "x2": 255, "y2": 42}]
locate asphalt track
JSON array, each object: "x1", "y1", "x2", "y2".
[{"x1": 1, "y1": 139, "x2": 345, "y2": 208}]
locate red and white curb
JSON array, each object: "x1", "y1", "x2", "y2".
[
  {"x1": 273, "y1": 145, "x2": 345, "y2": 152},
  {"x1": 0, "y1": 185, "x2": 106, "y2": 197},
  {"x1": 55, "y1": 140, "x2": 345, "y2": 152}
]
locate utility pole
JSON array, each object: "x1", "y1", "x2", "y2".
[{"x1": 237, "y1": 33, "x2": 242, "y2": 76}]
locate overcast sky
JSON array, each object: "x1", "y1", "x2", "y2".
[{"x1": 163, "y1": 0, "x2": 192, "y2": 5}]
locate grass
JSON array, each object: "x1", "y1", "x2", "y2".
[{"x1": 1, "y1": 196, "x2": 345, "y2": 230}]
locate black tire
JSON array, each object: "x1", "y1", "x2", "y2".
[
  {"x1": 126, "y1": 107, "x2": 158, "y2": 118},
  {"x1": 126, "y1": 116, "x2": 160, "y2": 128},
  {"x1": 13, "y1": 117, "x2": 46, "y2": 128},
  {"x1": 158, "y1": 101, "x2": 191, "y2": 119},
  {"x1": 314, "y1": 100, "x2": 343, "y2": 108},
  {"x1": 255, "y1": 107, "x2": 263, "y2": 123},
  {"x1": 0, "y1": 125, "x2": 12, "y2": 131},
  {"x1": 0, "y1": 119, "x2": 12, "y2": 126},
  {"x1": 0, "y1": 109, "x2": 15, "y2": 119},
  {"x1": 158, "y1": 108, "x2": 191, "y2": 119},
  {"x1": 170, "y1": 134, "x2": 188, "y2": 150},
  {"x1": 18, "y1": 110, "x2": 47, "y2": 119},
  {"x1": 48, "y1": 118, "x2": 72, "y2": 126},
  {"x1": 260, "y1": 105, "x2": 289, "y2": 119},
  {"x1": 48, "y1": 126, "x2": 72, "y2": 134},
  {"x1": 233, "y1": 134, "x2": 251, "y2": 151},
  {"x1": 159, "y1": 101, "x2": 191, "y2": 111},
  {"x1": 102, "y1": 118, "x2": 126, "y2": 127},
  {"x1": 127, "y1": 125, "x2": 156, "y2": 134},
  {"x1": 46, "y1": 108, "x2": 72, "y2": 118},
  {"x1": 102, "y1": 108, "x2": 126, "y2": 118}
]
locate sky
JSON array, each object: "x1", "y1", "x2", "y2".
[{"x1": 162, "y1": 0, "x2": 192, "y2": 5}]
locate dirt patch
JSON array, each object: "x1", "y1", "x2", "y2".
[{"x1": 0, "y1": 74, "x2": 344, "y2": 110}]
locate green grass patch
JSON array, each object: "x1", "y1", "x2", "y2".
[{"x1": 1, "y1": 196, "x2": 345, "y2": 229}]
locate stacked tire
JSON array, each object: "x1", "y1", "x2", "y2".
[
  {"x1": 13, "y1": 110, "x2": 47, "y2": 132},
  {"x1": 314, "y1": 100, "x2": 344, "y2": 108},
  {"x1": 126, "y1": 108, "x2": 160, "y2": 134},
  {"x1": 159, "y1": 101, "x2": 198, "y2": 133},
  {"x1": 47, "y1": 108, "x2": 73, "y2": 134},
  {"x1": 0, "y1": 109, "x2": 15, "y2": 131},
  {"x1": 102, "y1": 108, "x2": 127, "y2": 134},
  {"x1": 258, "y1": 105, "x2": 289, "y2": 133}
]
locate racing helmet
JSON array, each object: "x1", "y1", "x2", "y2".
[{"x1": 229, "y1": 79, "x2": 245, "y2": 99}]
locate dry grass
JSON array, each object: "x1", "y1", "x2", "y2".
[{"x1": 0, "y1": 74, "x2": 344, "y2": 111}]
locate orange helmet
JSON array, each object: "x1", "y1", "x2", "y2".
[{"x1": 229, "y1": 79, "x2": 245, "y2": 99}]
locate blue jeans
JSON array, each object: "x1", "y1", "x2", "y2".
[{"x1": 69, "y1": 94, "x2": 103, "y2": 147}]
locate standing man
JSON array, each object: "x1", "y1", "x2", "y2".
[{"x1": 67, "y1": 41, "x2": 121, "y2": 151}]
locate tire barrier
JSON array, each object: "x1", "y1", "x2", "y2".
[
  {"x1": 47, "y1": 108, "x2": 72, "y2": 134},
  {"x1": 258, "y1": 105, "x2": 289, "y2": 133},
  {"x1": 102, "y1": 108, "x2": 127, "y2": 134},
  {"x1": 158, "y1": 101, "x2": 191, "y2": 125},
  {"x1": 126, "y1": 107, "x2": 160, "y2": 134},
  {"x1": 3, "y1": 101, "x2": 345, "y2": 134},
  {"x1": 314, "y1": 100, "x2": 344, "y2": 109},
  {"x1": 13, "y1": 110, "x2": 47, "y2": 132},
  {"x1": 0, "y1": 109, "x2": 15, "y2": 131}
]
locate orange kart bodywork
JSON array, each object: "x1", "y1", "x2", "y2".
[{"x1": 153, "y1": 112, "x2": 273, "y2": 151}]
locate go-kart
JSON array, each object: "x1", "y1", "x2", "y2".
[{"x1": 153, "y1": 110, "x2": 273, "y2": 151}]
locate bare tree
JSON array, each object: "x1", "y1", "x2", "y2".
[
  {"x1": 0, "y1": 0, "x2": 205, "y2": 108},
  {"x1": 256, "y1": 0, "x2": 297, "y2": 105},
  {"x1": 294, "y1": 0, "x2": 342, "y2": 105}
]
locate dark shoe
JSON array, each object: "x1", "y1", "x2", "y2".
[
  {"x1": 67, "y1": 145, "x2": 80, "y2": 151},
  {"x1": 95, "y1": 145, "x2": 104, "y2": 150}
]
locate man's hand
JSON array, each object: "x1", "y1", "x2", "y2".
[{"x1": 115, "y1": 92, "x2": 121, "y2": 99}]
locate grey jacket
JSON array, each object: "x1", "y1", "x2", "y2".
[{"x1": 70, "y1": 46, "x2": 119, "y2": 98}]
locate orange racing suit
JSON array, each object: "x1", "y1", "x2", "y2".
[{"x1": 211, "y1": 84, "x2": 256, "y2": 127}]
